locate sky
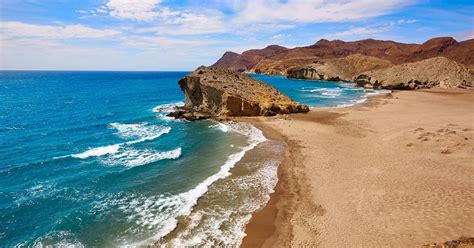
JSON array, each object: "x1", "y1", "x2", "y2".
[{"x1": 0, "y1": 0, "x2": 473, "y2": 71}]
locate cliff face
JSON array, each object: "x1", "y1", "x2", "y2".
[
  {"x1": 212, "y1": 37, "x2": 474, "y2": 74},
  {"x1": 287, "y1": 54, "x2": 393, "y2": 81},
  {"x1": 170, "y1": 68, "x2": 309, "y2": 120},
  {"x1": 354, "y1": 57, "x2": 474, "y2": 90},
  {"x1": 211, "y1": 45, "x2": 288, "y2": 72}
]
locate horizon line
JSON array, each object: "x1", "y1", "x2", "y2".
[{"x1": 0, "y1": 69, "x2": 193, "y2": 72}]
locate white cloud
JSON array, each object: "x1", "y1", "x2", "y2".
[
  {"x1": 0, "y1": 21, "x2": 232, "y2": 70},
  {"x1": 104, "y1": 0, "x2": 163, "y2": 21},
  {"x1": 331, "y1": 18, "x2": 418, "y2": 38},
  {"x1": 0, "y1": 22, "x2": 121, "y2": 40},
  {"x1": 120, "y1": 35, "x2": 220, "y2": 50},
  {"x1": 397, "y1": 19, "x2": 417, "y2": 24},
  {"x1": 136, "y1": 9, "x2": 228, "y2": 35},
  {"x1": 333, "y1": 26, "x2": 387, "y2": 37},
  {"x1": 233, "y1": 0, "x2": 418, "y2": 23}
]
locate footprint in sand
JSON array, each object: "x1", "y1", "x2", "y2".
[{"x1": 441, "y1": 148, "x2": 452, "y2": 154}]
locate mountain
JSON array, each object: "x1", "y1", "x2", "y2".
[
  {"x1": 210, "y1": 45, "x2": 288, "y2": 72},
  {"x1": 210, "y1": 37, "x2": 474, "y2": 75}
]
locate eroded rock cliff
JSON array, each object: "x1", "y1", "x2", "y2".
[
  {"x1": 169, "y1": 68, "x2": 309, "y2": 120},
  {"x1": 287, "y1": 54, "x2": 393, "y2": 81},
  {"x1": 354, "y1": 57, "x2": 474, "y2": 90}
]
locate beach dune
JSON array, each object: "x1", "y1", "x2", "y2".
[{"x1": 242, "y1": 89, "x2": 474, "y2": 247}]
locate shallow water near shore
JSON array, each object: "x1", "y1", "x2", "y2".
[
  {"x1": 250, "y1": 74, "x2": 386, "y2": 107},
  {"x1": 1, "y1": 71, "x2": 379, "y2": 246}
]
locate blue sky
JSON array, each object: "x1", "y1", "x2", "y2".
[{"x1": 0, "y1": 0, "x2": 473, "y2": 70}]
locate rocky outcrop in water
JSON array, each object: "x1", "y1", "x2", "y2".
[
  {"x1": 287, "y1": 54, "x2": 393, "y2": 82},
  {"x1": 169, "y1": 68, "x2": 309, "y2": 120},
  {"x1": 354, "y1": 57, "x2": 474, "y2": 90}
]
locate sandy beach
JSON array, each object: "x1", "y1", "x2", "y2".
[{"x1": 241, "y1": 89, "x2": 474, "y2": 247}]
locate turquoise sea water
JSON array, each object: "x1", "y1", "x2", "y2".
[
  {"x1": 0, "y1": 71, "x2": 377, "y2": 247},
  {"x1": 250, "y1": 74, "x2": 375, "y2": 107}
]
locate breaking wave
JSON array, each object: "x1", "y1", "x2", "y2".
[
  {"x1": 71, "y1": 144, "x2": 121, "y2": 159},
  {"x1": 152, "y1": 102, "x2": 185, "y2": 121},
  {"x1": 69, "y1": 123, "x2": 172, "y2": 163},
  {"x1": 102, "y1": 147, "x2": 182, "y2": 168},
  {"x1": 124, "y1": 122, "x2": 267, "y2": 246}
]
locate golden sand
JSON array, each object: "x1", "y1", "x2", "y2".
[{"x1": 241, "y1": 89, "x2": 474, "y2": 247}]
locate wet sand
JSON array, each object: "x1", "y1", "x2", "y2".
[{"x1": 241, "y1": 89, "x2": 474, "y2": 247}]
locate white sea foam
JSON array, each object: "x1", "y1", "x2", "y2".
[
  {"x1": 209, "y1": 122, "x2": 230, "y2": 132},
  {"x1": 31, "y1": 231, "x2": 85, "y2": 248},
  {"x1": 152, "y1": 102, "x2": 185, "y2": 121},
  {"x1": 102, "y1": 147, "x2": 182, "y2": 168},
  {"x1": 70, "y1": 123, "x2": 171, "y2": 160},
  {"x1": 71, "y1": 144, "x2": 121, "y2": 159},
  {"x1": 300, "y1": 88, "x2": 326, "y2": 92},
  {"x1": 109, "y1": 122, "x2": 171, "y2": 142},
  {"x1": 336, "y1": 89, "x2": 391, "y2": 108},
  {"x1": 321, "y1": 90, "x2": 342, "y2": 97},
  {"x1": 365, "y1": 88, "x2": 391, "y2": 96},
  {"x1": 152, "y1": 102, "x2": 184, "y2": 113},
  {"x1": 210, "y1": 121, "x2": 267, "y2": 144},
  {"x1": 121, "y1": 122, "x2": 267, "y2": 247},
  {"x1": 67, "y1": 122, "x2": 267, "y2": 246},
  {"x1": 300, "y1": 87, "x2": 344, "y2": 98},
  {"x1": 168, "y1": 158, "x2": 281, "y2": 247}
]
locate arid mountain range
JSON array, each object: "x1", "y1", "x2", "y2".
[
  {"x1": 211, "y1": 37, "x2": 474, "y2": 74},
  {"x1": 210, "y1": 37, "x2": 474, "y2": 90}
]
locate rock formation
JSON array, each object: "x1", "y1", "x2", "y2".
[
  {"x1": 287, "y1": 54, "x2": 393, "y2": 81},
  {"x1": 169, "y1": 68, "x2": 309, "y2": 120},
  {"x1": 211, "y1": 37, "x2": 474, "y2": 75},
  {"x1": 211, "y1": 45, "x2": 288, "y2": 72},
  {"x1": 354, "y1": 57, "x2": 474, "y2": 90}
]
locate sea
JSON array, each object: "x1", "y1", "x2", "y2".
[{"x1": 0, "y1": 71, "x2": 385, "y2": 247}]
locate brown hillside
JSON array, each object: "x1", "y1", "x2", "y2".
[
  {"x1": 211, "y1": 37, "x2": 474, "y2": 74},
  {"x1": 211, "y1": 45, "x2": 288, "y2": 72},
  {"x1": 287, "y1": 54, "x2": 393, "y2": 81},
  {"x1": 354, "y1": 57, "x2": 474, "y2": 90}
]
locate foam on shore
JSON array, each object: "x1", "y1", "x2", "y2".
[{"x1": 123, "y1": 122, "x2": 270, "y2": 247}]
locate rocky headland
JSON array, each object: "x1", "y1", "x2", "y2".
[
  {"x1": 354, "y1": 57, "x2": 474, "y2": 90},
  {"x1": 168, "y1": 67, "x2": 309, "y2": 120}
]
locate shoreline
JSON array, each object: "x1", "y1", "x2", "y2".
[
  {"x1": 239, "y1": 89, "x2": 474, "y2": 247},
  {"x1": 240, "y1": 93, "x2": 389, "y2": 248},
  {"x1": 238, "y1": 118, "x2": 298, "y2": 248}
]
